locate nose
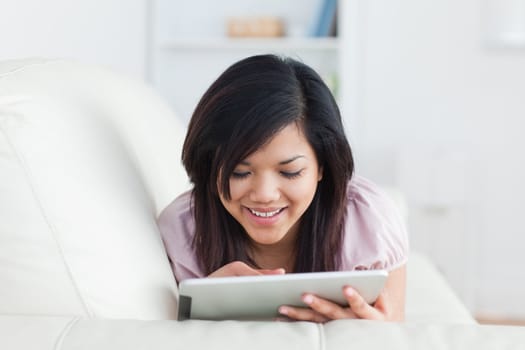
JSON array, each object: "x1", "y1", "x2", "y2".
[{"x1": 249, "y1": 174, "x2": 280, "y2": 203}]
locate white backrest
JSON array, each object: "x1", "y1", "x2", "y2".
[{"x1": 0, "y1": 59, "x2": 190, "y2": 319}]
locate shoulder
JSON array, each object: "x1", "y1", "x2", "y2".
[
  {"x1": 341, "y1": 175, "x2": 410, "y2": 271},
  {"x1": 157, "y1": 190, "x2": 203, "y2": 281},
  {"x1": 346, "y1": 176, "x2": 403, "y2": 221},
  {"x1": 158, "y1": 191, "x2": 194, "y2": 233}
]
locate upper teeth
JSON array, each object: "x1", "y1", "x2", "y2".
[{"x1": 250, "y1": 208, "x2": 281, "y2": 217}]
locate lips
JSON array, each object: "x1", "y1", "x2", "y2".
[
  {"x1": 243, "y1": 206, "x2": 287, "y2": 225},
  {"x1": 248, "y1": 208, "x2": 284, "y2": 218}
]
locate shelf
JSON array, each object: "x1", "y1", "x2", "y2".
[
  {"x1": 158, "y1": 37, "x2": 340, "y2": 51},
  {"x1": 148, "y1": 0, "x2": 351, "y2": 126}
]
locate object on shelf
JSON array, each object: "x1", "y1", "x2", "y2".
[
  {"x1": 226, "y1": 16, "x2": 284, "y2": 38},
  {"x1": 312, "y1": 0, "x2": 338, "y2": 37}
]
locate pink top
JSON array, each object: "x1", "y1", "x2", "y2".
[{"x1": 157, "y1": 175, "x2": 409, "y2": 282}]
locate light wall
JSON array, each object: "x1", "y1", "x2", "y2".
[
  {"x1": 0, "y1": 0, "x2": 147, "y2": 80},
  {"x1": 353, "y1": 0, "x2": 525, "y2": 318}
]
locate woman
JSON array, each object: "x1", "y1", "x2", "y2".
[{"x1": 158, "y1": 54, "x2": 408, "y2": 322}]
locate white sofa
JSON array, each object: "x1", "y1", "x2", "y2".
[{"x1": 1, "y1": 59, "x2": 524, "y2": 349}]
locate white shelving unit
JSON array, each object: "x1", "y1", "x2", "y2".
[{"x1": 147, "y1": 0, "x2": 360, "y2": 138}]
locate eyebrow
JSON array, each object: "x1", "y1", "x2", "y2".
[{"x1": 240, "y1": 155, "x2": 305, "y2": 166}]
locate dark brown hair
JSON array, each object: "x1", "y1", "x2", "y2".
[{"x1": 182, "y1": 54, "x2": 354, "y2": 274}]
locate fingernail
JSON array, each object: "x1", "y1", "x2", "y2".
[
  {"x1": 278, "y1": 306, "x2": 288, "y2": 315},
  {"x1": 302, "y1": 294, "x2": 314, "y2": 305},
  {"x1": 344, "y1": 287, "x2": 355, "y2": 297}
]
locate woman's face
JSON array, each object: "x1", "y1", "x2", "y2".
[{"x1": 218, "y1": 123, "x2": 322, "y2": 248}]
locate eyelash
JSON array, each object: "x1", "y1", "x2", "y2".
[
  {"x1": 281, "y1": 170, "x2": 303, "y2": 179},
  {"x1": 231, "y1": 172, "x2": 250, "y2": 179},
  {"x1": 231, "y1": 170, "x2": 303, "y2": 179}
]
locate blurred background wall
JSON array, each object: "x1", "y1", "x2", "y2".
[
  {"x1": 0, "y1": 0, "x2": 147, "y2": 79},
  {"x1": 353, "y1": 0, "x2": 525, "y2": 321},
  {"x1": 1, "y1": 0, "x2": 524, "y2": 323}
]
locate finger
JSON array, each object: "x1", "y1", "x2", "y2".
[
  {"x1": 343, "y1": 286, "x2": 384, "y2": 320},
  {"x1": 208, "y1": 261, "x2": 260, "y2": 277},
  {"x1": 258, "y1": 268, "x2": 286, "y2": 275},
  {"x1": 278, "y1": 306, "x2": 330, "y2": 323},
  {"x1": 273, "y1": 316, "x2": 293, "y2": 322},
  {"x1": 226, "y1": 262, "x2": 284, "y2": 276},
  {"x1": 229, "y1": 261, "x2": 259, "y2": 276},
  {"x1": 301, "y1": 293, "x2": 356, "y2": 320}
]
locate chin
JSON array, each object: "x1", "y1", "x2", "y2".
[
  {"x1": 248, "y1": 232, "x2": 286, "y2": 246},
  {"x1": 251, "y1": 237, "x2": 281, "y2": 246}
]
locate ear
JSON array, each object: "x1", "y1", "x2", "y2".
[{"x1": 318, "y1": 166, "x2": 323, "y2": 182}]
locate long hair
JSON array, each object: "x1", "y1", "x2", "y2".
[{"x1": 182, "y1": 54, "x2": 354, "y2": 274}]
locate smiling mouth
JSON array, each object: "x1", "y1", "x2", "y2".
[{"x1": 248, "y1": 208, "x2": 285, "y2": 218}]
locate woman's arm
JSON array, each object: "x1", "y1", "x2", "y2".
[{"x1": 278, "y1": 265, "x2": 406, "y2": 322}]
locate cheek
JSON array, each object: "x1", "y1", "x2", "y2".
[
  {"x1": 286, "y1": 178, "x2": 319, "y2": 203},
  {"x1": 228, "y1": 180, "x2": 248, "y2": 201}
]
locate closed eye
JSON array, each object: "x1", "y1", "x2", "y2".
[
  {"x1": 231, "y1": 171, "x2": 250, "y2": 179},
  {"x1": 281, "y1": 170, "x2": 303, "y2": 179}
]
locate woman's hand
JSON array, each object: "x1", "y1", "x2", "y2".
[
  {"x1": 208, "y1": 261, "x2": 285, "y2": 278},
  {"x1": 278, "y1": 265, "x2": 406, "y2": 323}
]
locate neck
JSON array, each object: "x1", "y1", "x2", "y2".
[
  {"x1": 251, "y1": 244, "x2": 296, "y2": 272},
  {"x1": 249, "y1": 224, "x2": 299, "y2": 273}
]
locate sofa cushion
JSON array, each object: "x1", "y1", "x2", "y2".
[
  {"x1": 0, "y1": 59, "x2": 188, "y2": 319},
  {"x1": 405, "y1": 253, "x2": 474, "y2": 323},
  {"x1": 2, "y1": 315, "x2": 525, "y2": 350}
]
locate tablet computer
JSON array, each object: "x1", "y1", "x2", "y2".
[{"x1": 177, "y1": 270, "x2": 388, "y2": 320}]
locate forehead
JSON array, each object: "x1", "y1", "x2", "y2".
[{"x1": 242, "y1": 123, "x2": 315, "y2": 162}]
